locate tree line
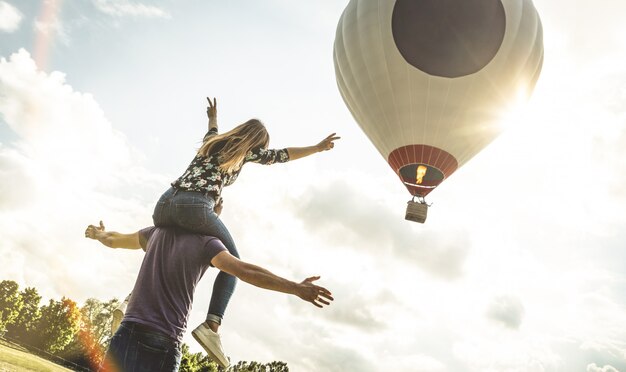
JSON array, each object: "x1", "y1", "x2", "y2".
[{"x1": 0, "y1": 280, "x2": 288, "y2": 372}]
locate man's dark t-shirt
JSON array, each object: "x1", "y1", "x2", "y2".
[{"x1": 123, "y1": 226, "x2": 227, "y2": 342}]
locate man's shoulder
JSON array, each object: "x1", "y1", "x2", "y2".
[
  {"x1": 140, "y1": 226, "x2": 228, "y2": 262},
  {"x1": 146, "y1": 226, "x2": 221, "y2": 244},
  {"x1": 138, "y1": 226, "x2": 157, "y2": 250}
]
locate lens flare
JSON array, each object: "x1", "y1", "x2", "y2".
[
  {"x1": 33, "y1": 0, "x2": 63, "y2": 70},
  {"x1": 498, "y1": 85, "x2": 531, "y2": 130}
]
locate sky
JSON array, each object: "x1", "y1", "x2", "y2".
[{"x1": 1, "y1": 1, "x2": 625, "y2": 371}]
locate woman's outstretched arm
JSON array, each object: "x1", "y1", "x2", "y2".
[{"x1": 286, "y1": 133, "x2": 340, "y2": 161}]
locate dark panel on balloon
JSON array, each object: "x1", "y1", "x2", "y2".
[
  {"x1": 388, "y1": 145, "x2": 458, "y2": 197},
  {"x1": 399, "y1": 164, "x2": 444, "y2": 188},
  {"x1": 392, "y1": 0, "x2": 506, "y2": 78}
]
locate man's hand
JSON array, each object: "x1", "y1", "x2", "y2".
[
  {"x1": 296, "y1": 276, "x2": 334, "y2": 308},
  {"x1": 207, "y1": 97, "x2": 217, "y2": 120},
  {"x1": 315, "y1": 133, "x2": 340, "y2": 152},
  {"x1": 85, "y1": 221, "x2": 106, "y2": 240}
]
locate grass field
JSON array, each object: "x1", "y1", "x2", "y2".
[{"x1": 0, "y1": 342, "x2": 72, "y2": 372}]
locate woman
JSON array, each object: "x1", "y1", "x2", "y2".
[{"x1": 152, "y1": 97, "x2": 339, "y2": 366}]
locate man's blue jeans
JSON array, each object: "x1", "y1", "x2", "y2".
[
  {"x1": 101, "y1": 321, "x2": 181, "y2": 372},
  {"x1": 153, "y1": 186, "x2": 239, "y2": 324}
]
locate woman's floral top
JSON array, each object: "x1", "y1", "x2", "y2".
[{"x1": 171, "y1": 127, "x2": 290, "y2": 199}]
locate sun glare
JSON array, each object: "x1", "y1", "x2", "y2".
[{"x1": 498, "y1": 85, "x2": 532, "y2": 131}]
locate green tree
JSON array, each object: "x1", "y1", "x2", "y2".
[
  {"x1": 5, "y1": 286, "x2": 42, "y2": 343},
  {"x1": 0, "y1": 280, "x2": 23, "y2": 333},
  {"x1": 177, "y1": 343, "x2": 289, "y2": 372},
  {"x1": 61, "y1": 297, "x2": 120, "y2": 370},
  {"x1": 34, "y1": 297, "x2": 81, "y2": 354},
  {"x1": 1, "y1": 281, "x2": 291, "y2": 372},
  {"x1": 229, "y1": 361, "x2": 289, "y2": 372},
  {"x1": 179, "y1": 343, "x2": 219, "y2": 372},
  {"x1": 79, "y1": 297, "x2": 119, "y2": 346}
]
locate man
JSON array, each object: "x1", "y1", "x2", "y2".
[{"x1": 85, "y1": 220, "x2": 333, "y2": 371}]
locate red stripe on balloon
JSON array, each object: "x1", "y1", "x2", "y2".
[{"x1": 388, "y1": 145, "x2": 459, "y2": 196}]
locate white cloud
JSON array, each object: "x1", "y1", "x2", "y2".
[
  {"x1": 93, "y1": 0, "x2": 170, "y2": 19},
  {"x1": 587, "y1": 364, "x2": 620, "y2": 372},
  {"x1": 0, "y1": 1, "x2": 22, "y2": 32},
  {"x1": 0, "y1": 146, "x2": 38, "y2": 208},
  {"x1": 0, "y1": 49, "x2": 164, "y2": 301},
  {"x1": 0, "y1": 49, "x2": 131, "y2": 188},
  {"x1": 486, "y1": 295, "x2": 525, "y2": 330},
  {"x1": 289, "y1": 179, "x2": 470, "y2": 279}
]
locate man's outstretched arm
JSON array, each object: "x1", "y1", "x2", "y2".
[
  {"x1": 211, "y1": 252, "x2": 334, "y2": 308},
  {"x1": 84, "y1": 221, "x2": 142, "y2": 250}
]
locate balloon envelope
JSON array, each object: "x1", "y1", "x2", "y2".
[{"x1": 334, "y1": 0, "x2": 543, "y2": 197}]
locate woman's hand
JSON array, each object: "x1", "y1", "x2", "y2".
[
  {"x1": 316, "y1": 133, "x2": 341, "y2": 152},
  {"x1": 286, "y1": 133, "x2": 341, "y2": 161},
  {"x1": 207, "y1": 97, "x2": 217, "y2": 120},
  {"x1": 214, "y1": 197, "x2": 223, "y2": 216}
]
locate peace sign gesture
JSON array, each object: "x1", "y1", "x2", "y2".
[
  {"x1": 316, "y1": 133, "x2": 341, "y2": 152},
  {"x1": 206, "y1": 97, "x2": 217, "y2": 120}
]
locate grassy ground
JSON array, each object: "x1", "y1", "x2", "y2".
[{"x1": 0, "y1": 342, "x2": 72, "y2": 372}]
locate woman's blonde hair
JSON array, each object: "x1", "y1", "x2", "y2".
[{"x1": 198, "y1": 119, "x2": 270, "y2": 174}]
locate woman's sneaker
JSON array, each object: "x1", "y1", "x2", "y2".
[
  {"x1": 111, "y1": 294, "x2": 131, "y2": 334},
  {"x1": 192, "y1": 322, "x2": 230, "y2": 368}
]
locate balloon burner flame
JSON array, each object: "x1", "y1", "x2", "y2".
[{"x1": 416, "y1": 165, "x2": 428, "y2": 184}]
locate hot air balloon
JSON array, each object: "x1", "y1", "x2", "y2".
[{"x1": 333, "y1": 0, "x2": 543, "y2": 223}]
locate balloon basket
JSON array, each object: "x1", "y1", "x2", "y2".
[{"x1": 406, "y1": 200, "x2": 428, "y2": 223}]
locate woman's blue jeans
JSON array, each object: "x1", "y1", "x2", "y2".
[
  {"x1": 101, "y1": 321, "x2": 181, "y2": 372},
  {"x1": 152, "y1": 187, "x2": 239, "y2": 324}
]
